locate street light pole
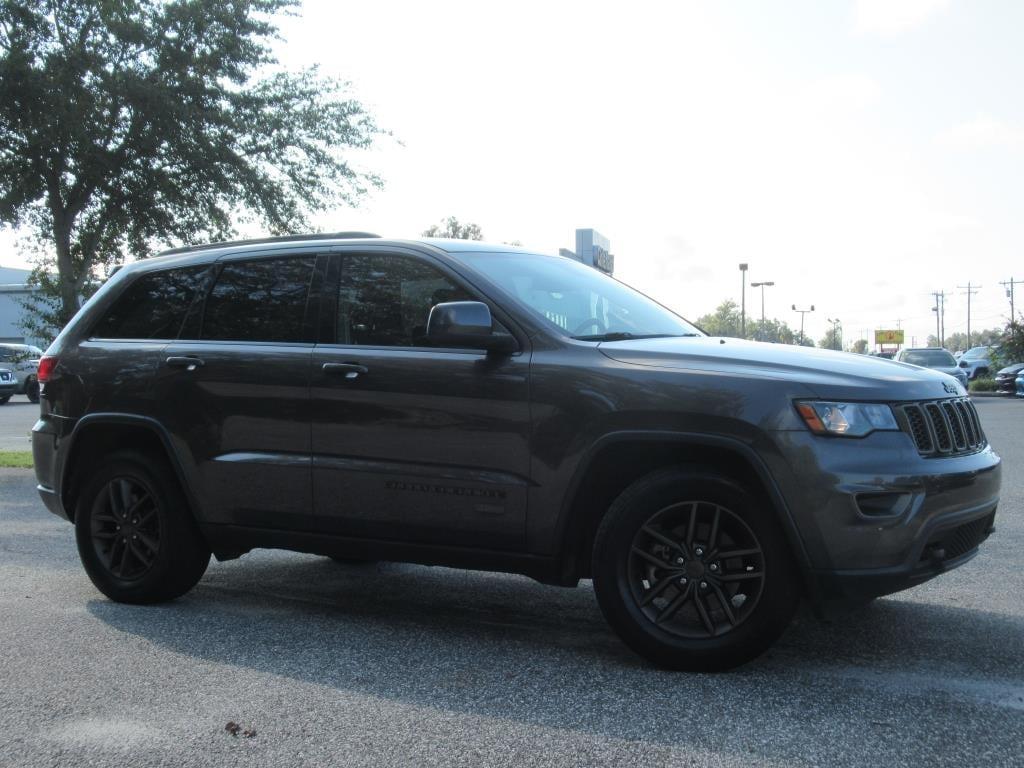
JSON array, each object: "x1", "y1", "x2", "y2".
[
  {"x1": 792, "y1": 304, "x2": 814, "y2": 345},
  {"x1": 739, "y1": 263, "x2": 748, "y2": 338},
  {"x1": 750, "y1": 281, "x2": 774, "y2": 340}
]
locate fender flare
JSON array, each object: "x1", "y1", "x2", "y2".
[
  {"x1": 60, "y1": 412, "x2": 202, "y2": 522},
  {"x1": 556, "y1": 430, "x2": 815, "y2": 586}
]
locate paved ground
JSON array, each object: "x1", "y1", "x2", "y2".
[
  {"x1": 0, "y1": 398, "x2": 1021, "y2": 767},
  {"x1": 0, "y1": 396, "x2": 36, "y2": 450}
]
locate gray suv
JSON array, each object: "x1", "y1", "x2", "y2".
[{"x1": 31, "y1": 234, "x2": 1001, "y2": 671}]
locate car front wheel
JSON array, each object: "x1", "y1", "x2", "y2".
[
  {"x1": 74, "y1": 451, "x2": 210, "y2": 604},
  {"x1": 592, "y1": 468, "x2": 800, "y2": 672}
]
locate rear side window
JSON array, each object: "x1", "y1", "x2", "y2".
[
  {"x1": 92, "y1": 266, "x2": 207, "y2": 339},
  {"x1": 201, "y1": 256, "x2": 316, "y2": 343}
]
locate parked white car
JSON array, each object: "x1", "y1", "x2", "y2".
[{"x1": 0, "y1": 344, "x2": 43, "y2": 402}]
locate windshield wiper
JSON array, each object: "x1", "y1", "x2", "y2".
[{"x1": 571, "y1": 332, "x2": 695, "y2": 342}]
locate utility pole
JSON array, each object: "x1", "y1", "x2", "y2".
[
  {"x1": 1001, "y1": 277, "x2": 1023, "y2": 322},
  {"x1": 827, "y1": 318, "x2": 842, "y2": 350},
  {"x1": 792, "y1": 304, "x2": 814, "y2": 345},
  {"x1": 751, "y1": 281, "x2": 774, "y2": 340},
  {"x1": 931, "y1": 291, "x2": 946, "y2": 347},
  {"x1": 958, "y1": 282, "x2": 980, "y2": 347},
  {"x1": 739, "y1": 263, "x2": 748, "y2": 338}
]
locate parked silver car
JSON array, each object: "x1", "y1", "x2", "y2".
[
  {"x1": 957, "y1": 346, "x2": 995, "y2": 381},
  {"x1": 894, "y1": 347, "x2": 969, "y2": 388},
  {"x1": 0, "y1": 343, "x2": 43, "y2": 403}
]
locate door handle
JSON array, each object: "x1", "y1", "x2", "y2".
[
  {"x1": 322, "y1": 362, "x2": 368, "y2": 380},
  {"x1": 166, "y1": 356, "x2": 205, "y2": 371}
]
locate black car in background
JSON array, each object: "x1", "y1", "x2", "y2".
[
  {"x1": 30, "y1": 234, "x2": 1001, "y2": 671},
  {"x1": 994, "y1": 363, "x2": 1024, "y2": 394}
]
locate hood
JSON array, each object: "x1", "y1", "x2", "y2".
[
  {"x1": 996, "y1": 362, "x2": 1024, "y2": 376},
  {"x1": 598, "y1": 336, "x2": 966, "y2": 402}
]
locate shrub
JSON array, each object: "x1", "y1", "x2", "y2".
[{"x1": 969, "y1": 378, "x2": 998, "y2": 393}]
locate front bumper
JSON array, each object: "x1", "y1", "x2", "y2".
[
  {"x1": 0, "y1": 382, "x2": 16, "y2": 397},
  {"x1": 813, "y1": 502, "x2": 996, "y2": 601},
  {"x1": 763, "y1": 429, "x2": 1001, "y2": 602}
]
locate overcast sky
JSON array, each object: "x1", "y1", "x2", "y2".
[{"x1": 5, "y1": 0, "x2": 1023, "y2": 348}]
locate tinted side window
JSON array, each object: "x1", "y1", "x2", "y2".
[
  {"x1": 92, "y1": 266, "x2": 207, "y2": 339},
  {"x1": 338, "y1": 254, "x2": 473, "y2": 347},
  {"x1": 202, "y1": 256, "x2": 315, "y2": 343}
]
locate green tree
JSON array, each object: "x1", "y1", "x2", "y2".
[
  {"x1": 0, "y1": 0, "x2": 383, "y2": 335},
  {"x1": 850, "y1": 338, "x2": 868, "y2": 354},
  {"x1": 820, "y1": 326, "x2": 842, "y2": 351},
  {"x1": 422, "y1": 216, "x2": 484, "y2": 240},
  {"x1": 695, "y1": 300, "x2": 743, "y2": 337}
]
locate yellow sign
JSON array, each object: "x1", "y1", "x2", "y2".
[{"x1": 874, "y1": 329, "x2": 905, "y2": 345}]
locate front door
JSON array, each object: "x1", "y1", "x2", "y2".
[
  {"x1": 310, "y1": 251, "x2": 531, "y2": 550},
  {"x1": 153, "y1": 253, "x2": 322, "y2": 530}
]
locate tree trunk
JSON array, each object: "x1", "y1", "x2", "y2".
[{"x1": 51, "y1": 216, "x2": 80, "y2": 326}]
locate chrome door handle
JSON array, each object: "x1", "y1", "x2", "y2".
[
  {"x1": 322, "y1": 362, "x2": 368, "y2": 380},
  {"x1": 165, "y1": 356, "x2": 205, "y2": 371}
]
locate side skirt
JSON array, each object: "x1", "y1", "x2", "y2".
[{"x1": 200, "y1": 524, "x2": 577, "y2": 587}]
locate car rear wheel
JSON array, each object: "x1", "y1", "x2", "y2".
[
  {"x1": 25, "y1": 377, "x2": 39, "y2": 403},
  {"x1": 592, "y1": 468, "x2": 800, "y2": 671},
  {"x1": 74, "y1": 451, "x2": 210, "y2": 604}
]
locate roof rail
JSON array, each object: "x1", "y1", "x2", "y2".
[{"x1": 156, "y1": 232, "x2": 381, "y2": 257}]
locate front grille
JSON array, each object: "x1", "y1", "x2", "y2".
[
  {"x1": 897, "y1": 397, "x2": 986, "y2": 457},
  {"x1": 919, "y1": 511, "x2": 995, "y2": 564}
]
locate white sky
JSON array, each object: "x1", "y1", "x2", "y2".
[{"x1": 4, "y1": 0, "x2": 1023, "y2": 348}]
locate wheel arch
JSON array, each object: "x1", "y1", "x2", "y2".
[
  {"x1": 556, "y1": 431, "x2": 815, "y2": 594},
  {"x1": 60, "y1": 414, "x2": 201, "y2": 525}
]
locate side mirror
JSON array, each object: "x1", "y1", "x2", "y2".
[{"x1": 426, "y1": 301, "x2": 516, "y2": 353}]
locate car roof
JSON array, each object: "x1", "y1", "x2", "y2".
[{"x1": 117, "y1": 235, "x2": 539, "y2": 277}]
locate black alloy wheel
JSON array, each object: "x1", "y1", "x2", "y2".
[
  {"x1": 75, "y1": 451, "x2": 210, "y2": 604},
  {"x1": 89, "y1": 476, "x2": 162, "y2": 581},
  {"x1": 628, "y1": 501, "x2": 765, "y2": 639},
  {"x1": 592, "y1": 468, "x2": 800, "y2": 672}
]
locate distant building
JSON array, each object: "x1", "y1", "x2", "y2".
[
  {"x1": 0, "y1": 266, "x2": 44, "y2": 346},
  {"x1": 559, "y1": 228, "x2": 615, "y2": 274}
]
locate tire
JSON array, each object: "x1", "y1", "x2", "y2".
[
  {"x1": 592, "y1": 468, "x2": 800, "y2": 672},
  {"x1": 25, "y1": 377, "x2": 39, "y2": 403},
  {"x1": 0, "y1": 395, "x2": 9, "y2": 405},
  {"x1": 74, "y1": 451, "x2": 210, "y2": 604}
]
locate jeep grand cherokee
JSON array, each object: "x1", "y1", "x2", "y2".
[{"x1": 32, "y1": 233, "x2": 1001, "y2": 670}]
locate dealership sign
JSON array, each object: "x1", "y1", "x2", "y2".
[{"x1": 874, "y1": 329, "x2": 905, "y2": 345}]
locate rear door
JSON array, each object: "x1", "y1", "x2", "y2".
[
  {"x1": 309, "y1": 249, "x2": 531, "y2": 550},
  {"x1": 153, "y1": 252, "x2": 324, "y2": 530}
]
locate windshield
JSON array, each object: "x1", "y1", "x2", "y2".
[
  {"x1": 962, "y1": 347, "x2": 990, "y2": 360},
  {"x1": 464, "y1": 253, "x2": 702, "y2": 340},
  {"x1": 902, "y1": 349, "x2": 956, "y2": 367}
]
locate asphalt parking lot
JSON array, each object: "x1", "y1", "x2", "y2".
[
  {"x1": 0, "y1": 396, "x2": 36, "y2": 450},
  {"x1": 1, "y1": 398, "x2": 1021, "y2": 767}
]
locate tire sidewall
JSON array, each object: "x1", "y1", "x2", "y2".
[{"x1": 593, "y1": 469, "x2": 799, "y2": 671}]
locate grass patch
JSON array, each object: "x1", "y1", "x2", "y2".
[{"x1": 0, "y1": 450, "x2": 33, "y2": 468}]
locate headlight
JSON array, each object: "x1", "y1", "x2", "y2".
[{"x1": 795, "y1": 401, "x2": 898, "y2": 437}]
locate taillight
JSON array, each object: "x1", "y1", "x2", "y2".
[{"x1": 37, "y1": 356, "x2": 57, "y2": 383}]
